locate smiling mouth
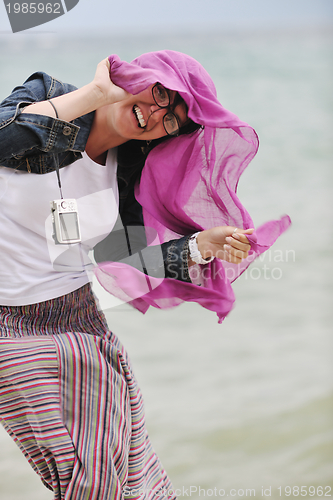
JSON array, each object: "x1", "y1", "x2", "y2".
[{"x1": 133, "y1": 105, "x2": 146, "y2": 128}]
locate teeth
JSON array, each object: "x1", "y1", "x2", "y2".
[{"x1": 133, "y1": 105, "x2": 146, "y2": 128}]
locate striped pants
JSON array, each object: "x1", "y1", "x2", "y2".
[{"x1": 0, "y1": 284, "x2": 176, "y2": 500}]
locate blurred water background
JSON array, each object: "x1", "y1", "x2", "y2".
[{"x1": 0, "y1": 26, "x2": 332, "y2": 499}]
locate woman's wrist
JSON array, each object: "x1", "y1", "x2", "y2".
[
  {"x1": 188, "y1": 232, "x2": 215, "y2": 266},
  {"x1": 50, "y1": 82, "x2": 108, "y2": 120}
]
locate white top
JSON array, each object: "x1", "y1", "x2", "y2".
[{"x1": 0, "y1": 150, "x2": 119, "y2": 306}]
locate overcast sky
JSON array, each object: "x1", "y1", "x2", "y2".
[{"x1": 0, "y1": 0, "x2": 332, "y2": 34}]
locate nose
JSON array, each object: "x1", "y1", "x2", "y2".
[
  {"x1": 149, "y1": 104, "x2": 166, "y2": 120},
  {"x1": 146, "y1": 105, "x2": 166, "y2": 129}
]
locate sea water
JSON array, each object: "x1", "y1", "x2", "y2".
[{"x1": 0, "y1": 28, "x2": 332, "y2": 499}]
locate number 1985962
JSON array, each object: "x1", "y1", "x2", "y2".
[
  {"x1": 6, "y1": 3, "x2": 61, "y2": 14},
  {"x1": 277, "y1": 486, "x2": 332, "y2": 497}
]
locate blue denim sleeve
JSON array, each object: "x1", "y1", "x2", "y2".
[
  {"x1": 0, "y1": 72, "x2": 94, "y2": 173},
  {"x1": 94, "y1": 227, "x2": 191, "y2": 283},
  {"x1": 162, "y1": 235, "x2": 191, "y2": 282}
]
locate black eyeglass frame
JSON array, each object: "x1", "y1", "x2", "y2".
[{"x1": 152, "y1": 83, "x2": 180, "y2": 137}]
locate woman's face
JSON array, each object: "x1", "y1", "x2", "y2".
[{"x1": 105, "y1": 84, "x2": 189, "y2": 142}]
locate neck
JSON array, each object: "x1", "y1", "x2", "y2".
[{"x1": 85, "y1": 106, "x2": 127, "y2": 164}]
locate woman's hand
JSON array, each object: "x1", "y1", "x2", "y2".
[
  {"x1": 192, "y1": 226, "x2": 254, "y2": 265},
  {"x1": 91, "y1": 58, "x2": 130, "y2": 106}
]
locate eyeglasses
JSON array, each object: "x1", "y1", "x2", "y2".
[{"x1": 152, "y1": 83, "x2": 180, "y2": 137}]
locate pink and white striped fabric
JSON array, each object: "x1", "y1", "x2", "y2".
[{"x1": 0, "y1": 285, "x2": 176, "y2": 499}]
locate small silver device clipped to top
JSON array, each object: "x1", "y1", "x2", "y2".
[{"x1": 50, "y1": 198, "x2": 81, "y2": 244}]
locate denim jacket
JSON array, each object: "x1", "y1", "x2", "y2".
[{"x1": 0, "y1": 72, "x2": 191, "y2": 282}]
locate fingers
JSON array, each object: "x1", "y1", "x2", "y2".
[
  {"x1": 223, "y1": 228, "x2": 254, "y2": 263},
  {"x1": 223, "y1": 244, "x2": 249, "y2": 264},
  {"x1": 225, "y1": 234, "x2": 251, "y2": 255},
  {"x1": 232, "y1": 228, "x2": 253, "y2": 240},
  {"x1": 232, "y1": 227, "x2": 254, "y2": 234},
  {"x1": 226, "y1": 234, "x2": 251, "y2": 250}
]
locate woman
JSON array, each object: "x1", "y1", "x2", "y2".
[{"x1": 0, "y1": 51, "x2": 290, "y2": 499}]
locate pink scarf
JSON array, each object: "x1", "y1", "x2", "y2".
[{"x1": 95, "y1": 51, "x2": 291, "y2": 322}]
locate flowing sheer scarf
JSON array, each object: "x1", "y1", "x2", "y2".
[{"x1": 95, "y1": 51, "x2": 290, "y2": 322}]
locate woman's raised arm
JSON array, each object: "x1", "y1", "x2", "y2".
[{"x1": 21, "y1": 58, "x2": 129, "y2": 122}]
